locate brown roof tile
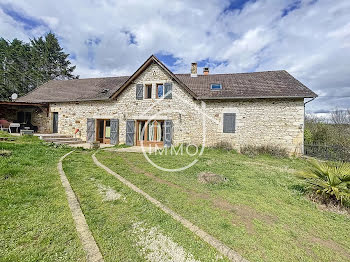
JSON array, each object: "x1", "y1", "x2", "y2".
[
  {"x1": 17, "y1": 76, "x2": 129, "y2": 103},
  {"x1": 176, "y1": 70, "x2": 316, "y2": 99},
  {"x1": 17, "y1": 70, "x2": 316, "y2": 103}
]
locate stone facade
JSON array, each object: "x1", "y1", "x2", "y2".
[{"x1": 43, "y1": 62, "x2": 304, "y2": 154}]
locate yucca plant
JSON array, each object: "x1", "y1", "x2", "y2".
[{"x1": 297, "y1": 160, "x2": 350, "y2": 206}]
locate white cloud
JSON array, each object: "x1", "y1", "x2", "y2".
[{"x1": 0, "y1": 0, "x2": 349, "y2": 113}]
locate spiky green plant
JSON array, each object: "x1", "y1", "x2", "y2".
[{"x1": 297, "y1": 160, "x2": 350, "y2": 206}]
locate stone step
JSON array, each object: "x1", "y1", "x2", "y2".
[
  {"x1": 43, "y1": 137, "x2": 80, "y2": 142},
  {"x1": 53, "y1": 140, "x2": 83, "y2": 145},
  {"x1": 38, "y1": 135, "x2": 73, "y2": 139}
]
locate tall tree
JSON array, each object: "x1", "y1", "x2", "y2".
[
  {"x1": 0, "y1": 32, "x2": 78, "y2": 100},
  {"x1": 30, "y1": 32, "x2": 77, "y2": 83}
]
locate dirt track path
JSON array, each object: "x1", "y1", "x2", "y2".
[
  {"x1": 92, "y1": 152, "x2": 248, "y2": 262},
  {"x1": 58, "y1": 151, "x2": 104, "y2": 262}
]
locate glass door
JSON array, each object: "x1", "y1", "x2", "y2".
[
  {"x1": 104, "y1": 120, "x2": 110, "y2": 144},
  {"x1": 96, "y1": 119, "x2": 111, "y2": 144},
  {"x1": 136, "y1": 120, "x2": 164, "y2": 146}
]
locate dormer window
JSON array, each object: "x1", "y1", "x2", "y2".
[{"x1": 211, "y1": 83, "x2": 222, "y2": 90}]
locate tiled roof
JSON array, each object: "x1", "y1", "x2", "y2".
[
  {"x1": 17, "y1": 69, "x2": 316, "y2": 103},
  {"x1": 176, "y1": 70, "x2": 316, "y2": 99},
  {"x1": 17, "y1": 76, "x2": 129, "y2": 103}
]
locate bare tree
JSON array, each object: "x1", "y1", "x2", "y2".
[{"x1": 331, "y1": 108, "x2": 350, "y2": 125}]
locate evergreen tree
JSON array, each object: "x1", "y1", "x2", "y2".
[{"x1": 0, "y1": 33, "x2": 78, "y2": 100}]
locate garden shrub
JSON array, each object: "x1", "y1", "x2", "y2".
[
  {"x1": 212, "y1": 141, "x2": 234, "y2": 150},
  {"x1": 297, "y1": 160, "x2": 350, "y2": 207},
  {"x1": 240, "y1": 145, "x2": 288, "y2": 158}
]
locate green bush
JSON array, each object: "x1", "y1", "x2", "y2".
[
  {"x1": 240, "y1": 145, "x2": 288, "y2": 158},
  {"x1": 297, "y1": 160, "x2": 350, "y2": 207},
  {"x1": 212, "y1": 141, "x2": 234, "y2": 150},
  {"x1": 304, "y1": 116, "x2": 350, "y2": 147},
  {"x1": 304, "y1": 128, "x2": 313, "y2": 144}
]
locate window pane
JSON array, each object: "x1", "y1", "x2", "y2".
[
  {"x1": 159, "y1": 121, "x2": 164, "y2": 141},
  {"x1": 148, "y1": 121, "x2": 155, "y2": 141},
  {"x1": 157, "y1": 84, "x2": 163, "y2": 98},
  {"x1": 138, "y1": 121, "x2": 145, "y2": 141},
  {"x1": 105, "y1": 120, "x2": 111, "y2": 138},
  {"x1": 146, "y1": 85, "x2": 152, "y2": 98},
  {"x1": 211, "y1": 84, "x2": 222, "y2": 89}
]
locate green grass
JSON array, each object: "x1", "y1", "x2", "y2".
[
  {"x1": 63, "y1": 151, "x2": 225, "y2": 261},
  {"x1": 0, "y1": 137, "x2": 85, "y2": 261},
  {"x1": 0, "y1": 130, "x2": 13, "y2": 138},
  {"x1": 96, "y1": 148, "x2": 350, "y2": 262},
  {"x1": 2, "y1": 137, "x2": 349, "y2": 262}
]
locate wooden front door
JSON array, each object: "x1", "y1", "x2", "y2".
[
  {"x1": 136, "y1": 120, "x2": 164, "y2": 146},
  {"x1": 53, "y1": 112, "x2": 58, "y2": 133},
  {"x1": 96, "y1": 119, "x2": 111, "y2": 144}
]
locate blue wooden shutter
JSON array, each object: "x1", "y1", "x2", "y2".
[
  {"x1": 164, "y1": 120, "x2": 173, "y2": 147},
  {"x1": 223, "y1": 113, "x2": 236, "y2": 133},
  {"x1": 126, "y1": 120, "x2": 135, "y2": 146},
  {"x1": 136, "y1": 84, "x2": 143, "y2": 100},
  {"x1": 86, "y1": 118, "x2": 95, "y2": 142},
  {"x1": 164, "y1": 83, "x2": 172, "y2": 99},
  {"x1": 110, "y1": 119, "x2": 119, "y2": 145}
]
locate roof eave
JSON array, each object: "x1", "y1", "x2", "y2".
[
  {"x1": 0, "y1": 101, "x2": 48, "y2": 106},
  {"x1": 198, "y1": 95, "x2": 318, "y2": 100},
  {"x1": 20, "y1": 97, "x2": 111, "y2": 104}
]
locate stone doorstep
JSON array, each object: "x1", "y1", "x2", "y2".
[
  {"x1": 44, "y1": 137, "x2": 81, "y2": 142},
  {"x1": 53, "y1": 140, "x2": 83, "y2": 145}
]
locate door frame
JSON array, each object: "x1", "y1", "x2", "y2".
[
  {"x1": 136, "y1": 120, "x2": 164, "y2": 146},
  {"x1": 96, "y1": 119, "x2": 111, "y2": 144}
]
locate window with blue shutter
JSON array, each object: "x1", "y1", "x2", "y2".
[
  {"x1": 126, "y1": 120, "x2": 135, "y2": 146},
  {"x1": 136, "y1": 84, "x2": 143, "y2": 100},
  {"x1": 223, "y1": 113, "x2": 236, "y2": 133},
  {"x1": 164, "y1": 83, "x2": 172, "y2": 99},
  {"x1": 164, "y1": 120, "x2": 173, "y2": 147},
  {"x1": 110, "y1": 119, "x2": 119, "y2": 145},
  {"x1": 86, "y1": 118, "x2": 96, "y2": 142}
]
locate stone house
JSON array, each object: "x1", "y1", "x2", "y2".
[{"x1": 16, "y1": 55, "x2": 317, "y2": 154}]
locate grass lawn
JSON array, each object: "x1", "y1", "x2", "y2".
[
  {"x1": 63, "y1": 150, "x2": 225, "y2": 261},
  {"x1": 96, "y1": 148, "x2": 350, "y2": 262},
  {"x1": 0, "y1": 136, "x2": 85, "y2": 261},
  {"x1": 1, "y1": 136, "x2": 349, "y2": 262}
]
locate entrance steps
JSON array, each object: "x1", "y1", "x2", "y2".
[{"x1": 36, "y1": 134, "x2": 83, "y2": 144}]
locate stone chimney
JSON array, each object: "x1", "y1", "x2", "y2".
[
  {"x1": 203, "y1": 67, "x2": 209, "y2": 75},
  {"x1": 191, "y1": 62, "x2": 197, "y2": 77}
]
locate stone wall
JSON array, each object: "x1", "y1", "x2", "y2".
[
  {"x1": 203, "y1": 99, "x2": 305, "y2": 155},
  {"x1": 47, "y1": 62, "x2": 305, "y2": 154}
]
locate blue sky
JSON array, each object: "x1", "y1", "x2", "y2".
[{"x1": 0, "y1": 0, "x2": 349, "y2": 114}]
